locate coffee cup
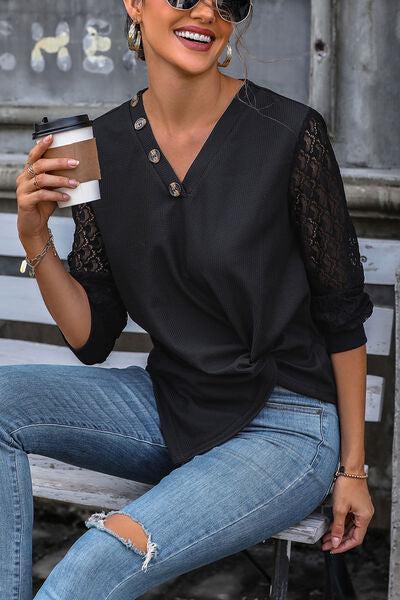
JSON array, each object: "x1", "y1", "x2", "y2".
[{"x1": 32, "y1": 114, "x2": 101, "y2": 208}]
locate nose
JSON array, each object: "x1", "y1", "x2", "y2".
[{"x1": 190, "y1": 0, "x2": 217, "y2": 19}]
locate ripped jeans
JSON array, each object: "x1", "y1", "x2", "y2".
[{"x1": 0, "y1": 363, "x2": 340, "y2": 600}]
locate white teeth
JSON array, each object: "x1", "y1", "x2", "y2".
[{"x1": 175, "y1": 30, "x2": 212, "y2": 44}]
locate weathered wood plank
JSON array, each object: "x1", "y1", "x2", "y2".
[
  {"x1": 359, "y1": 238, "x2": 400, "y2": 286},
  {"x1": 0, "y1": 213, "x2": 74, "y2": 259},
  {"x1": 364, "y1": 305, "x2": 393, "y2": 356},
  {"x1": 365, "y1": 375, "x2": 385, "y2": 422},
  {"x1": 273, "y1": 512, "x2": 331, "y2": 544},
  {"x1": 28, "y1": 454, "x2": 330, "y2": 543},
  {"x1": 0, "y1": 339, "x2": 148, "y2": 368},
  {"x1": 0, "y1": 276, "x2": 146, "y2": 333},
  {"x1": 2, "y1": 211, "x2": 400, "y2": 287},
  {"x1": 28, "y1": 454, "x2": 152, "y2": 509}
]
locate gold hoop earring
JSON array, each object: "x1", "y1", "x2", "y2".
[
  {"x1": 217, "y1": 41, "x2": 232, "y2": 68},
  {"x1": 128, "y1": 21, "x2": 142, "y2": 53}
]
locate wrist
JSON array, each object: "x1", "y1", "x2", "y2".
[
  {"x1": 339, "y1": 460, "x2": 366, "y2": 474},
  {"x1": 20, "y1": 229, "x2": 51, "y2": 257}
]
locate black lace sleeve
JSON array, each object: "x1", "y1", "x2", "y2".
[
  {"x1": 59, "y1": 202, "x2": 128, "y2": 364},
  {"x1": 288, "y1": 107, "x2": 373, "y2": 354}
]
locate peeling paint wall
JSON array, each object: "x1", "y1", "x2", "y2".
[
  {"x1": 0, "y1": 0, "x2": 310, "y2": 106},
  {"x1": 335, "y1": 0, "x2": 400, "y2": 168}
]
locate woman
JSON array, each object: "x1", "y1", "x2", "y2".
[{"x1": 7, "y1": 0, "x2": 374, "y2": 598}]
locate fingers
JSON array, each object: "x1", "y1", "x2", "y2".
[
  {"x1": 321, "y1": 512, "x2": 370, "y2": 554},
  {"x1": 25, "y1": 187, "x2": 71, "y2": 206},
  {"x1": 327, "y1": 523, "x2": 367, "y2": 554},
  {"x1": 27, "y1": 133, "x2": 55, "y2": 165},
  {"x1": 330, "y1": 505, "x2": 348, "y2": 548},
  {"x1": 16, "y1": 134, "x2": 80, "y2": 188},
  {"x1": 34, "y1": 156, "x2": 80, "y2": 174},
  {"x1": 24, "y1": 172, "x2": 80, "y2": 194}
]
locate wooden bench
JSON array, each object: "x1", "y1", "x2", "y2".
[{"x1": 1, "y1": 210, "x2": 399, "y2": 599}]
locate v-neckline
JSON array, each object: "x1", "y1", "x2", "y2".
[{"x1": 128, "y1": 78, "x2": 255, "y2": 198}]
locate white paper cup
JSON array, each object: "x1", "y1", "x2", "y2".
[{"x1": 32, "y1": 114, "x2": 101, "y2": 209}]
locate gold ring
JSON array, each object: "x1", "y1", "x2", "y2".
[
  {"x1": 27, "y1": 163, "x2": 36, "y2": 178},
  {"x1": 33, "y1": 174, "x2": 41, "y2": 190}
]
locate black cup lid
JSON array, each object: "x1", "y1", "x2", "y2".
[{"x1": 32, "y1": 114, "x2": 92, "y2": 140}]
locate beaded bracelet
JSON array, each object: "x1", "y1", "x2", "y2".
[
  {"x1": 19, "y1": 227, "x2": 58, "y2": 278},
  {"x1": 333, "y1": 465, "x2": 368, "y2": 481}
]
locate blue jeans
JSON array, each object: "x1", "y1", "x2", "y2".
[{"x1": 0, "y1": 363, "x2": 340, "y2": 600}]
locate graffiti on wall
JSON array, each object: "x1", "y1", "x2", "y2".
[
  {"x1": 0, "y1": 18, "x2": 137, "y2": 73},
  {"x1": 0, "y1": 20, "x2": 17, "y2": 71}
]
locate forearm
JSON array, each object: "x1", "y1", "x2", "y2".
[
  {"x1": 330, "y1": 343, "x2": 367, "y2": 472},
  {"x1": 20, "y1": 232, "x2": 91, "y2": 350}
]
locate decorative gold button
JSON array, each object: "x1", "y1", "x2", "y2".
[
  {"x1": 130, "y1": 94, "x2": 139, "y2": 107},
  {"x1": 169, "y1": 182, "x2": 182, "y2": 197},
  {"x1": 148, "y1": 148, "x2": 161, "y2": 163},
  {"x1": 134, "y1": 117, "x2": 146, "y2": 130}
]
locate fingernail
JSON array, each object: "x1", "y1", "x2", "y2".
[
  {"x1": 43, "y1": 134, "x2": 52, "y2": 142},
  {"x1": 68, "y1": 179, "x2": 79, "y2": 187},
  {"x1": 68, "y1": 159, "x2": 79, "y2": 166},
  {"x1": 332, "y1": 537, "x2": 340, "y2": 547},
  {"x1": 62, "y1": 193, "x2": 70, "y2": 200}
]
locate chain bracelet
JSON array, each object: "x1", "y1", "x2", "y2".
[
  {"x1": 19, "y1": 227, "x2": 58, "y2": 278},
  {"x1": 333, "y1": 465, "x2": 368, "y2": 482}
]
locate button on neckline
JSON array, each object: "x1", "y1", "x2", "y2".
[
  {"x1": 128, "y1": 79, "x2": 256, "y2": 199},
  {"x1": 134, "y1": 117, "x2": 147, "y2": 130},
  {"x1": 169, "y1": 182, "x2": 182, "y2": 197}
]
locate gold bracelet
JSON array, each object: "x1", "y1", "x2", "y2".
[
  {"x1": 19, "y1": 227, "x2": 58, "y2": 278},
  {"x1": 333, "y1": 465, "x2": 368, "y2": 481}
]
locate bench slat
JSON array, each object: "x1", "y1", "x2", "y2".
[
  {"x1": 0, "y1": 277, "x2": 391, "y2": 356},
  {"x1": 28, "y1": 453, "x2": 330, "y2": 543},
  {"x1": 29, "y1": 454, "x2": 152, "y2": 509},
  {"x1": 0, "y1": 276, "x2": 145, "y2": 334},
  {"x1": 359, "y1": 238, "x2": 400, "y2": 286},
  {"x1": 0, "y1": 339, "x2": 384, "y2": 421},
  {"x1": 0, "y1": 213, "x2": 74, "y2": 259},
  {"x1": 0, "y1": 339, "x2": 148, "y2": 369},
  {"x1": 2, "y1": 213, "x2": 400, "y2": 286},
  {"x1": 364, "y1": 305, "x2": 393, "y2": 356}
]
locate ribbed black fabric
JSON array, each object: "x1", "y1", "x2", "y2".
[{"x1": 59, "y1": 79, "x2": 374, "y2": 466}]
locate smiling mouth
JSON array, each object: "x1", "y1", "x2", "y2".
[{"x1": 173, "y1": 30, "x2": 215, "y2": 47}]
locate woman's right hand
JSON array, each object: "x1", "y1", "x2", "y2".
[{"x1": 15, "y1": 134, "x2": 81, "y2": 241}]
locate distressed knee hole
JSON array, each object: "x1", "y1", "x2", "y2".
[
  {"x1": 84, "y1": 510, "x2": 158, "y2": 572},
  {"x1": 104, "y1": 514, "x2": 148, "y2": 553}
]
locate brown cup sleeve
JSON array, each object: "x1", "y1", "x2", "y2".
[{"x1": 42, "y1": 137, "x2": 101, "y2": 183}]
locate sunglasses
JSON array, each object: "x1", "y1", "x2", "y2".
[{"x1": 163, "y1": 0, "x2": 253, "y2": 24}]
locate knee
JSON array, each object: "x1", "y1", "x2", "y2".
[{"x1": 85, "y1": 510, "x2": 159, "y2": 572}]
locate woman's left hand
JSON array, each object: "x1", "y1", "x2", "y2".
[{"x1": 321, "y1": 476, "x2": 375, "y2": 554}]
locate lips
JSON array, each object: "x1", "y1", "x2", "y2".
[
  {"x1": 174, "y1": 31, "x2": 215, "y2": 51},
  {"x1": 173, "y1": 26, "x2": 216, "y2": 40}
]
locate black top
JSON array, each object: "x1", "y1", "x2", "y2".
[{"x1": 59, "y1": 78, "x2": 374, "y2": 466}]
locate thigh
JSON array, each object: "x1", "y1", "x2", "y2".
[
  {"x1": 0, "y1": 364, "x2": 174, "y2": 484},
  {"x1": 34, "y1": 385, "x2": 340, "y2": 600}
]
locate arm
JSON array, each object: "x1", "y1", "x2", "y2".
[
  {"x1": 288, "y1": 107, "x2": 374, "y2": 552},
  {"x1": 19, "y1": 202, "x2": 127, "y2": 364},
  {"x1": 60, "y1": 202, "x2": 128, "y2": 364}
]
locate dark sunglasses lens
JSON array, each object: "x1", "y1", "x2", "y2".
[
  {"x1": 166, "y1": 0, "x2": 201, "y2": 7},
  {"x1": 217, "y1": 0, "x2": 251, "y2": 22},
  {"x1": 166, "y1": 0, "x2": 251, "y2": 23}
]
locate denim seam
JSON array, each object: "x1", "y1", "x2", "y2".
[
  {"x1": 309, "y1": 404, "x2": 327, "y2": 473},
  {"x1": 10, "y1": 450, "x2": 22, "y2": 600},
  {"x1": 266, "y1": 403, "x2": 322, "y2": 416},
  {"x1": 106, "y1": 453, "x2": 329, "y2": 595},
  {"x1": 8, "y1": 423, "x2": 167, "y2": 449}
]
